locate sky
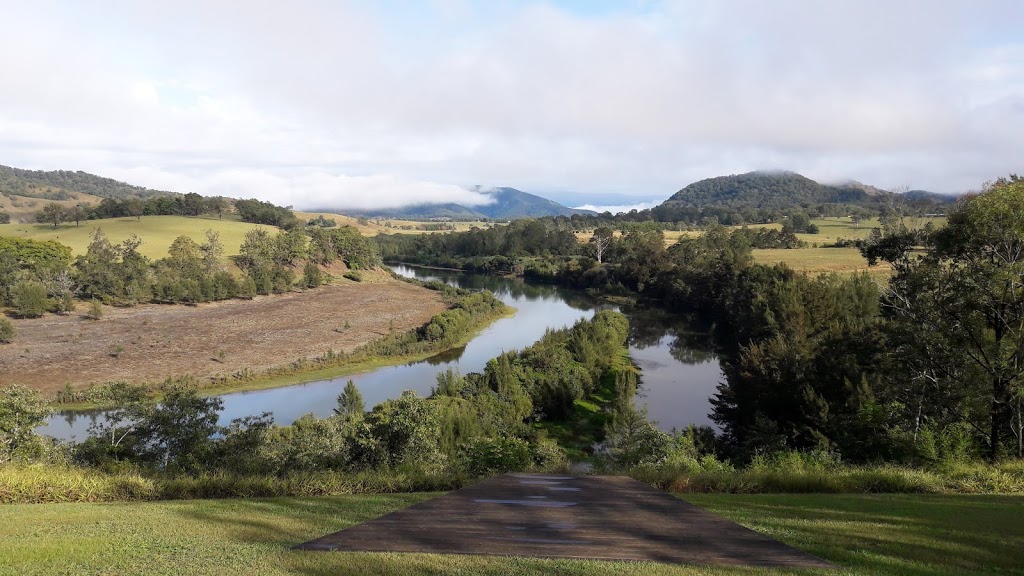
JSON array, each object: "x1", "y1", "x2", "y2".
[{"x1": 1, "y1": 0, "x2": 1022, "y2": 213}]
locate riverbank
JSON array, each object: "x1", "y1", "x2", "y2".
[{"x1": 46, "y1": 285, "x2": 512, "y2": 411}]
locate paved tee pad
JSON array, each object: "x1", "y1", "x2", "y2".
[{"x1": 295, "y1": 474, "x2": 832, "y2": 568}]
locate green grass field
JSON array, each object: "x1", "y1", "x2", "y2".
[
  {"x1": 0, "y1": 215, "x2": 278, "y2": 260},
  {"x1": 0, "y1": 491, "x2": 1020, "y2": 575},
  {"x1": 751, "y1": 247, "x2": 891, "y2": 279}
]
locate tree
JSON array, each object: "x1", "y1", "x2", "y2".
[
  {"x1": 133, "y1": 386, "x2": 223, "y2": 471},
  {"x1": 0, "y1": 384, "x2": 52, "y2": 461},
  {"x1": 200, "y1": 230, "x2": 225, "y2": 273},
  {"x1": 38, "y1": 203, "x2": 65, "y2": 228},
  {"x1": 205, "y1": 197, "x2": 229, "y2": 220},
  {"x1": 124, "y1": 197, "x2": 145, "y2": 221},
  {"x1": 68, "y1": 204, "x2": 88, "y2": 226},
  {"x1": 590, "y1": 226, "x2": 615, "y2": 264},
  {"x1": 334, "y1": 380, "x2": 365, "y2": 420},
  {"x1": 869, "y1": 179, "x2": 1024, "y2": 460}
]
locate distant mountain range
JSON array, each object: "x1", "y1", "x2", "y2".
[
  {"x1": 1, "y1": 164, "x2": 960, "y2": 223},
  {"x1": 331, "y1": 187, "x2": 596, "y2": 220}
]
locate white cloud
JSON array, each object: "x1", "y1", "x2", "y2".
[
  {"x1": 0, "y1": 0, "x2": 1021, "y2": 207},
  {"x1": 575, "y1": 202, "x2": 660, "y2": 215},
  {"x1": 101, "y1": 166, "x2": 494, "y2": 210}
]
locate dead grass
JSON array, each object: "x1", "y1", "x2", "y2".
[{"x1": 0, "y1": 278, "x2": 446, "y2": 394}]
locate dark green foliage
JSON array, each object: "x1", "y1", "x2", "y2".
[
  {"x1": 309, "y1": 225, "x2": 381, "y2": 269},
  {"x1": 0, "y1": 384, "x2": 52, "y2": 462},
  {"x1": 865, "y1": 178, "x2": 1024, "y2": 461},
  {"x1": 234, "y1": 198, "x2": 298, "y2": 229},
  {"x1": 0, "y1": 211, "x2": 10, "y2": 224},
  {"x1": 376, "y1": 218, "x2": 577, "y2": 266},
  {"x1": 334, "y1": 380, "x2": 365, "y2": 420},
  {"x1": 302, "y1": 261, "x2": 323, "y2": 288},
  {"x1": 11, "y1": 280, "x2": 49, "y2": 318},
  {"x1": 0, "y1": 318, "x2": 13, "y2": 343},
  {"x1": 457, "y1": 436, "x2": 533, "y2": 476}
]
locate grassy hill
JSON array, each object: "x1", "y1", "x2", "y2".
[
  {"x1": 0, "y1": 215, "x2": 278, "y2": 260},
  {"x1": 0, "y1": 190, "x2": 106, "y2": 224},
  {"x1": 0, "y1": 164, "x2": 174, "y2": 202}
]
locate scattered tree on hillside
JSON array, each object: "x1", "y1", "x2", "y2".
[{"x1": 37, "y1": 202, "x2": 65, "y2": 228}]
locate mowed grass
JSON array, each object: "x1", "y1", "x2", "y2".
[
  {"x1": 0, "y1": 215, "x2": 278, "y2": 260},
  {"x1": 0, "y1": 492, "x2": 1021, "y2": 575}
]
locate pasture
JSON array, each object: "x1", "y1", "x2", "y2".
[{"x1": 0, "y1": 215, "x2": 278, "y2": 260}]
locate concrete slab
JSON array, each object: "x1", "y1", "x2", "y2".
[{"x1": 295, "y1": 474, "x2": 833, "y2": 568}]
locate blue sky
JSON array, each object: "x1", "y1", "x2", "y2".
[{"x1": 1, "y1": 0, "x2": 1022, "y2": 212}]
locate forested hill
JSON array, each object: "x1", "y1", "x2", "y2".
[
  {"x1": 663, "y1": 171, "x2": 882, "y2": 210},
  {"x1": 649, "y1": 171, "x2": 955, "y2": 224},
  {"x1": 336, "y1": 187, "x2": 595, "y2": 220},
  {"x1": 0, "y1": 165, "x2": 174, "y2": 201}
]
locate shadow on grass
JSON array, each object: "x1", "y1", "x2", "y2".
[{"x1": 685, "y1": 493, "x2": 1024, "y2": 576}]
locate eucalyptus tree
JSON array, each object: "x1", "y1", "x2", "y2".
[{"x1": 866, "y1": 178, "x2": 1024, "y2": 460}]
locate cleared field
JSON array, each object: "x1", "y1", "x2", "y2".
[
  {"x1": 294, "y1": 211, "x2": 493, "y2": 237},
  {"x1": 0, "y1": 492, "x2": 1019, "y2": 575},
  {"x1": 0, "y1": 277, "x2": 446, "y2": 394},
  {"x1": 751, "y1": 247, "x2": 889, "y2": 278},
  {"x1": 0, "y1": 215, "x2": 278, "y2": 260}
]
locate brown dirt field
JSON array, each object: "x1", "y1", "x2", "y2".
[{"x1": 0, "y1": 280, "x2": 446, "y2": 394}]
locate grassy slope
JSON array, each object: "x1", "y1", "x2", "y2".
[
  {"x1": 0, "y1": 492, "x2": 1020, "y2": 575},
  {"x1": 0, "y1": 215, "x2": 278, "y2": 260},
  {"x1": 0, "y1": 191, "x2": 105, "y2": 223}
]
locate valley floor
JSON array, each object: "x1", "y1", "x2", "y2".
[
  {"x1": 0, "y1": 277, "x2": 446, "y2": 395},
  {"x1": 0, "y1": 491, "x2": 1020, "y2": 575}
]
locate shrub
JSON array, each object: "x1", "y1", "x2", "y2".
[
  {"x1": 458, "y1": 436, "x2": 533, "y2": 477},
  {"x1": 343, "y1": 271, "x2": 363, "y2": 282},
  {"x1": 303, "y1": 261, "x2": 323, "y2": 288},
  {"x1": 86, "y1": 299, "x2": 103, "y2": 320},
  {"x1": 12, "y1": 280, "x2": 49, "y2": 318},
  {"x1": 0, "y1": 318, "x2": 13, "y2": 343}
]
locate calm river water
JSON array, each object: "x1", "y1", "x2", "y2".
[{"x1": 40, "y1": 266, "x2": 723, "y2": 439}]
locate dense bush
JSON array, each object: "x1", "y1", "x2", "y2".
[{"x1": 0, "y1": 318, "x2": 13, "y2": 343}]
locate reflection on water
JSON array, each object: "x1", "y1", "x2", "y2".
[{"x1": 40, "y1": 265, "x2": 723, "y2": 439}]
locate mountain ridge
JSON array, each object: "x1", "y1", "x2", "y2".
[{"x1": 331, "y1": 187, "x2": 596, "y2": 220}]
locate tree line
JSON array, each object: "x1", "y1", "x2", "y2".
[{"x1": 0, "y1": 224, "x2": 381, "y2": 326}]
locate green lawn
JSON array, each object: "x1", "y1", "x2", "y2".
[
  {"x1": 1, "y1": 492, "x2": 1020, "y2": 575},
  {"x1": 0, "y1": 215, "x2": 278, "y2": 260}
]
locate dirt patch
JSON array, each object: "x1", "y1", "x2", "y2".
[{"x1": 0, "y1": 280, "x2": 446, "y2": 394}]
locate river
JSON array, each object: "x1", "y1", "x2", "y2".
[{"x1": 39, "y1": 266, "x2": 723, "y2": 439}]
